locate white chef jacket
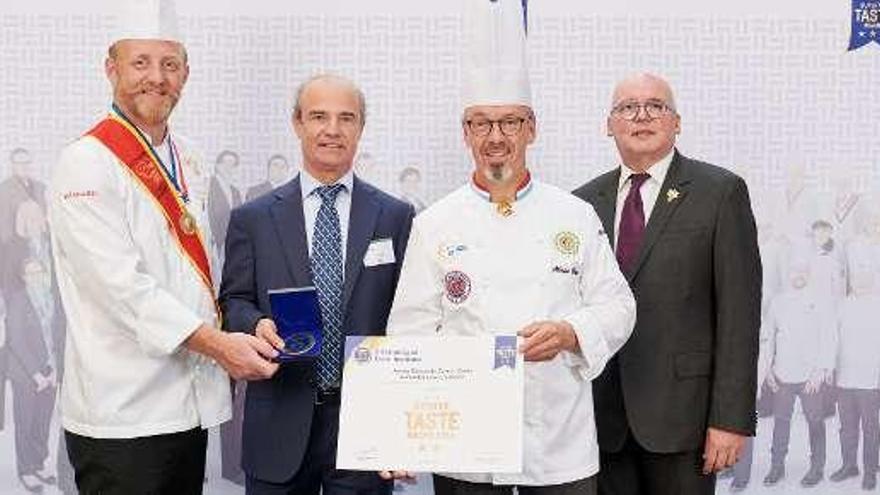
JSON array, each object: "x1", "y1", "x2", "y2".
[
  {"x1": 836, "y1": 294, "x2": 880, "y2": 389},
  {"x1": 48, "y1": 129, "x2": 231, "y2": 439},
  {"x1": 386, "y1": 178, "x2": 636, "y2": 486},
  {"x1": 763, "y1": 289, "x2": 837, "y2": 384}
]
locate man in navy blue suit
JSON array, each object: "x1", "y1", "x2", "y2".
[{"x1": 219, "y1": 74, "x2": 415, "y2": 495}]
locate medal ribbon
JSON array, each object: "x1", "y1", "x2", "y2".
[
  {"x1": 471, "y1": 171, "x2": 533, "y2": 216},
  {"x1": 111, "y1": 104, "x2": 189, "y2": 202},
  {"x1": 86, "y1": 113, "x2": 217, "y2": 320}
]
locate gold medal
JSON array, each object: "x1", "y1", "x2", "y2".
[
  {"x1": 496, "y1": 200, "x2": 514, "y2": 217},
  {"x1": 180, "y1": 211, "x2": 197, "y2": 235}
]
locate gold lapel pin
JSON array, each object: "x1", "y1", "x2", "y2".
[{"x1": 666, "y1": 188, "x2": 680, "y2": 203}]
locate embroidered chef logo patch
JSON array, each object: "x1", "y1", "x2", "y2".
[
  {"x1": 437, "y1": 243, "x2": 468, "y2": 260},
  {"x1": 554, "y1": 231, "x2": 580, "y2": 256},
  {"x1": 444, "y1": 270, "x2": 471, "y2": 304}
]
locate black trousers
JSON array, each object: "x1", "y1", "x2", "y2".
[
  {"x1": 598, "y1": 432, "x2": 715, "y2": 495},
  {"x1": 246, "y1": 394, "x2": 391, "y2": 495},
  {"x1": 433, "y1": 474, "x2": 596, "y2": 495},
  {"x1": 65, "y1": 427, "x2": 207, "y2": 495},
  {"x1": 769, "y1": 381, "x2": 827, "y2": 470},
  {"x1": 11, "y1": 378, "x2": 55, "y2": 476},
  {"x1": 837, "y1": 387, "x2": 880, "y2": 473}
]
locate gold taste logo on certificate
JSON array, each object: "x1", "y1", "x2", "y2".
[{"x1": 406, "y1": 401, "x2": 461, "y2": 440}]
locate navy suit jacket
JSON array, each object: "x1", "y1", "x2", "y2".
[{"x1": 219, "y1": 174, "x2": 415, "y2": 483}]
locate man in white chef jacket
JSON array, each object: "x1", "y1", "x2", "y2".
[
  {"x1": 382, "y1": 1, "x2": 635, "y2": 493},
  {"x1": 829, "y1": 256, "x2": 880, "y2": 490},
  {"x1": 46, "y1": 1, "x2": 278, "y2": 493},
  {"x1": 761, "y1": 259, "x2": 838, "y2": 488}
]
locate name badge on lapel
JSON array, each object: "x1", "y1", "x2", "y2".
[{"x1": 363, "y1": 238, "x2": 396, "y2": 267}]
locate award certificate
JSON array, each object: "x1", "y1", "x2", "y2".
[{"x1": 336, "y1": 335, "x2": 524, "y2": 473}]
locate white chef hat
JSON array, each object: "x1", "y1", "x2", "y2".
[
  {"x1": 460, "y1": 0, "x2": 531, "y2": 109},
  {"x1": 108, "y1": 0, "x2": 183, "y2": 44}
]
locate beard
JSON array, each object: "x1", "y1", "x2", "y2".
[
  {"x1": 481, "y1": 161, "x2": 514, "y2": 184},
  {"x1": 133, "y1": 92, "x2": 177, "y2": 125},
  {"x1": 117, "y1": 85, "x2": 180, "y2": 128},
  {"x1": 478, "y1": 142, "x2": 516, "y2": 184}
]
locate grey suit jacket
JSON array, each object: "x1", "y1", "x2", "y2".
[{"x1": 573, "y1": 150, "x2": 762, "y2": 453}]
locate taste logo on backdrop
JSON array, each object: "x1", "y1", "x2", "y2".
[{"x1": 850, "y1": 1, "x2": 880, "y2": 50}]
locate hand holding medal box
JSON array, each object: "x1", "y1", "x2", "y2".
[{"x1": 267, "y1": 287, "x2": 324, "y2": 361}]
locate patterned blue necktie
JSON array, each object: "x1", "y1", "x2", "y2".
[{"x1": 311, "y1": 184, "x2": 345, "y2": 390}]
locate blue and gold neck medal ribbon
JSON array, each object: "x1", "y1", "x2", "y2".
[
  {"x1": 86, "y1": 107, "x2": 216, "y2": 321},
  {"x1": 849, "y1": 1, "x2": 880, "y2": 51},
  {"x1": 110, "y1": 103, "x2": 189, "y2": 203}
]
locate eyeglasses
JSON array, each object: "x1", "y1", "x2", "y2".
[
  {"x1": 610, "y1": 100, "x2": 676, "y2": 121},
  {"x1": 464, "y1": 116, "x2": 529, "y2": 137}
]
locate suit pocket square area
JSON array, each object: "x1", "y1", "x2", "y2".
[{"x1": 363, "y1": 238, "x2": 395, "y2": 267}]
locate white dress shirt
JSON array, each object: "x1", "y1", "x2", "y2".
[
  {"x1": 49, "y1": 130, "x2": 231, "y2": 439},
  {"x1": 386, "y1": 178, "x2": 636, "y2": 486},
  {"x1": 613, "y1": 150, "x2": 674, "y2": 250},
  {"x1": 299, "y1": 169, "x2": 354, "y2": 264}
]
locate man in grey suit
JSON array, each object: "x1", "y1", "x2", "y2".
[
  {"x1": 573, "y1": 73, "x2": 762, "y2": 495},
  {"x1": 0, "y1": 149, "x2": 52, "y2": 491},
  {"x1": 6, "y1": 256, "x2": 60, "y2": 493}
]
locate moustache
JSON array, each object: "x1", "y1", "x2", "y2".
[
  {"x1": 132, "y1": 85, "x2": 179, "y2": 101},
  {"x1": 480, "y1": 143, "x2": 510, "y2": 155}
]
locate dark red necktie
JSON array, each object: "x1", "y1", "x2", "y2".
[{"x1": 616, "y1": 173, "x2": 650, "y2": 274}]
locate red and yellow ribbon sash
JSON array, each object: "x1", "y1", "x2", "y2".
[{"x1": 87, "y1": 115, "x2": 216, "y2": 313}]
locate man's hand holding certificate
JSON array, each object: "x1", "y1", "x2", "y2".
[{"x1": 336, "y1": 335, "x2": 524, "y2": 473}]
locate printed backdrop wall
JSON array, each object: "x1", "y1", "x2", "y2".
[{"x1": 0, "y1": 1, "x2": 878, "y2": 493}]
